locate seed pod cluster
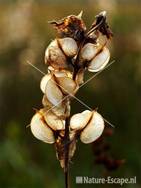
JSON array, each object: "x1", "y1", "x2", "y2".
[
  {"x1": 30, "y1": 11, "x2": 113, "y2": 170},
  {"x1": 45, "y1": 37, "x2": 110, "y2": 72},
  {"x1": 70, "y1": 110, "x2": 105, "y2": 144}
]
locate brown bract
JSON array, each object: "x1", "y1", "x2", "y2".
[{"x1": 49, "y1": 12, "x2": 86, "y2": 41}]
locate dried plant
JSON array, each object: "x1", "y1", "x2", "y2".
[{"x1": 30, "y1": 11, "x2": 113, "y2": 188}]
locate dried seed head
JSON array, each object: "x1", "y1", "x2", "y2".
[
  {"x1": 80, "y1": 111, "x2": 105, "y2": 144},
  {"x1": 70, "y1": 110, "x2": 92, "y2": 130},
  {"x1": 88, "y1": 46, "x2": 110, "y2": 72},
  {"x1": 30, "y1": 110, "x2": 55, "y2": 144},
  {"x1": 58, "y1": 37, "x2": 78, "y2": 57},
  {"x1": 45, "y1": 39, "x2": 67, "y2": 69}
]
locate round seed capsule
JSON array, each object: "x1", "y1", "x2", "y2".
[
  {"x1": 45, "y1": 39, "x2": 67, "y2": 69},
  {"x1": 81, "y1": 43, "x2": 100, "y2": 61},
  {"x1": 40, "y1": 74, "x2": 51, "y2": 93},
  {"x1": 30, "y1": 110, "x2": 55, "y2": 144},
  {"x1": 58, "y1": 37, "x2": 78, "y2": 57},
  {"x1": 55, "y1": 76, "x2": 78, "y2": 95},
  {"x1": 45, "y1": 78, "x2": 63, "y2": 106},
  {"x1": 88, "y1": 47, "x2": 110, "y2": 72},
  {"x1": 80, "y1": 111, "x2": 105, "y2": 144},
  {"x1": 70, "y1": 110, "x2": 92, "y2": 130}
]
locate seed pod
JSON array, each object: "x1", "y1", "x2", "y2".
[
  {"x1": 42, "y1": 95, "x2": 52, "y2": 107},
  {"x1": 58, "y1": 37, "x2": 78, "y2": 57},
  {"x1": 45, "y1": 78, "x2": 63, "y2": 106},
  {"x1": 88, "y1": 47, "x2": 110, "y2": 72},
  {"x1": 80, "y1": 111, "x2": 105, "y2": 144},
  {"x1": 54, "y1": 69, "x2": 73, "y2": 79},
  {"x1": 53, "y1": 106, "x2": 66, "y2": 118},
  {"x1": 42, "y1": 95, "x2": 68, "y2": 118},
  {"x1": 43, "y1": 110, "x2": 65, "y2": 130},
  {"x1": 56, "y1": 76, "x2": 78, "y2": 95},
  {"x1": 30, "y1": 110, "x2": 55, "y2": 144},
  {"x1": 80, "y1": 43, "x2": 101, "y2": 62},
  {"x1": 53, "y1": 70, "x2": 78, "y2": 95},
  {"x1": 40, "y1": 74, "x2": 64, "y2": 107},
  {"x1": 40, "y1": 74, "x2": 51, "y2": 93},
  {"x1": 70, "y1": 110, "x2": 92, "y2": 130},
  {"x1": 45, "y1": 39, "x2": 67, "y2": 69}
]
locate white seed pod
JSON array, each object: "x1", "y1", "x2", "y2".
[
  {"x1": 40, "y1": 74, "x2": 51, "y2": 93},
  {"x1": 52, "y1": 104, "x2": 67, "y2": 117},
  {"x1": 42, "y1": 95, "x2": 52, "y2": 107},
  {"x1": 80, "y1": 111, "x2": 105, "y2": 144},
  {"x1": 43, "y1": 110, "x2": 65, "y2": 130},
  {"x1": 54, "y1": 70, "x2": 78, "y2": 95},
  {"x1": 70, "y1": 110, "x2": 92, "y2": 130},
  {"x1": 88, "y1": 47, "x2": 110, "y2": 72},
  {"x1": 42, "y1": 95, "x2": 68, "y2": 117},
  {"x1": 45, "y1": 78, "x2": 63, "y2": 106},
  {"x1": 45, "y1": 39, "x2": 67, "y2": 69},
  {"x1": 81, "y1": 43, "x2": 100, "y2": 61},
  {"x1": 58, "y1": 37, "x2": 78, "y2": 57},
  {"x1": 55, "y1": 76, "x2": 78, "y2": 95},
  {"x1": 30, "y1": 110, "x2": 55, "y2": 144}
]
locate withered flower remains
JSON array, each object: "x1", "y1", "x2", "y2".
[{"x1": 30, "y1": 11, "x2": 113, "y2": 185}]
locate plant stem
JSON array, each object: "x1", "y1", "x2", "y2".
[
  {"x1": 64, "y1": 35, "x2": 87, "y2": 188},
  {"x1": 64, "y1": 117, "x2": 70, "y2": 188}
]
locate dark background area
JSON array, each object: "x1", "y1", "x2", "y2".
[{"x1": 0, "y1": 0, "x2": 141, "y2": 187}]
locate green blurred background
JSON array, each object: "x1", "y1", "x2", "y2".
[{"x1": 0, "y1": 0, "x2": 141, "y2": 187}]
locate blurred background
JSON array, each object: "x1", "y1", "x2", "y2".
[{"x1": 0, "y1": 0, "x2": 141, "y2": 187}]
